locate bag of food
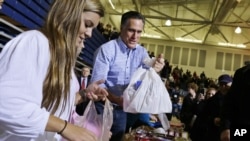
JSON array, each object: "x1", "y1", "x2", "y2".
[
  {"x1": 123, "y1": 67, "x2": 172, "y2": 114},
  {"x1": 70, "y1": 100, "x2": 113, "y2": 141}
]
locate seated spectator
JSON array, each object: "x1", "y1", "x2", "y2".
[
  {"x1": 200, "y1": 71, "x2": 206, "y2": 79},
  {"x1": 102, "y1": 23, "x2": 112, "y2": 40},
  {"x1": 0, "y1": 0, "x2": 4, "y2": 9},
  {"x1": 110, "y1": 27, "x2": 119, "y2": 40},
  {"x1": 97, "y1": 22, "x2": 105, "y2": 34},
  {"x1": 171, "y1": 84, "x2": 182, "y2": 119},
  {"x1": 149, "y1": 51, "x2": 155, "y2": 58}
]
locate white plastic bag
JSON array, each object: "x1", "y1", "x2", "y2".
[
  {"x1": 70, "y1": 100, "x2": 113, "y2": 141},
  {"x1": 123, "y1": 67, "x2": 172, "y2": 114}
]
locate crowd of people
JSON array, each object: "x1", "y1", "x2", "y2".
[
  {"x1": 0, "y1": 0, "x2": 249, "y2": 141},
  {"x1": 158, "y1": 61, "x2": 234, "y2": 141},
  {"x1": 160, "y1": 63, "x2": 250, "y2": 141},
  {"x1": 97, "y1": 22, "x2": 119, "y2": 41}
]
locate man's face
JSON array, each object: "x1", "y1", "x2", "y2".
[
  {"x1": 82, "y1": 68, "x2": 90, "y2": 77},
  {"x1": 120, "y1": 18, "x2": 144, "y2": 49},
  {"x1": 219, "y1": 82, "x2": 232, "y2": 95}
]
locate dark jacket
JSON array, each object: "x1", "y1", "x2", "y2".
[
  {"x1": 180, "y1": 93, "x2": 197, "y2": 132},
  {"x1": 221, "y1": 65, "x2": 250, "y2": 131},
  {"x1": 77, "y1": 75, "x2": 91, "y2": 90},
  {"x1": 200, "y1": 92, "x2": 225, "y2": 141},
  {"x1": 190, "y1": 99, "x2": 209, "y2": 141},
  {"x1": 76, "y1": 75, "x2": 91, "y2": 115}
]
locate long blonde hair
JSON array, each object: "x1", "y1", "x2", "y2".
[{"x1": 41, "y1": 0, "x2": 104, "y2": 115}]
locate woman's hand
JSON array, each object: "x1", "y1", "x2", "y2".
[
  {"x1": 85, "y1": 79, "x2": 108, "y2": 101},
  {"x1": 75, "y1": 80, "x2": 108, "y2": 105},
  {"x1": 46, "y1": 115, "x2": 97, "y2": 141},
  {"x1": 61, "y1": 122, "x2": 97, "y2": 141}
]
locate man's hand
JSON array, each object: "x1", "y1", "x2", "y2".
[
  {"x1": 107, "y1": 92, "x2": 123, "y2": 107},
  {"x1": 153, "y1": 54, "x2": 165, "y2": 72}
]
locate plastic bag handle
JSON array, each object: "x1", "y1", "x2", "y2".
[{"x1": 100, "y1": 99, "x2": 113, "y2": 140}]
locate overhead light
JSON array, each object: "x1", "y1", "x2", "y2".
[
  {"x1": 165, "y1": 19, "x2": 171, "y2": 26},
  {"x1": 176, "y1": 37, "x2": 202, "y2": 43},
  {"x1": 141, "y1": 33, "x2": 161, "y2": 39},
  {"x1": 218, "y1": 42, "x2": 246, "y2": 48},
  {"x1": 235, "y1": 26, "x2": 241, "y2": 34},
  {"x1": 108, "y1": 0, "x2": 115, "y2": 9}
]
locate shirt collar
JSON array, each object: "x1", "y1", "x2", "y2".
[{"x1": 117, "y1": 37, "x2": 137, "y2": 53}]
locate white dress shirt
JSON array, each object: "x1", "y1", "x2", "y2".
[
  {"x1": 81, "y1": 77, "x2": 88, "y2": 89},
  {"x1": 0, "y1": 30, "x2": 79, "y2": 141}
]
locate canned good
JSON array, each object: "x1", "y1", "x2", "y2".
[
  {"x1": 136, "y1": 129, "x2": 147, "y2": 135},
  {"x1": 153, "y1": 136, "x2": 171, "y2": 141},
  {"x1": 181, "y1": 131, "x2": 188, "y2": 139},
  {"x1": 139, "y1": 136, "x2": 151, "y2": 141}
]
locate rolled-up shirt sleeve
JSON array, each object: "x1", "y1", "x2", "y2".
[
  {"x1": 91, "y1": 46, "x2": 111, "y2": 89},
  {"x1": 0, "y1": 30, "x2": 50, "y2": 138}
]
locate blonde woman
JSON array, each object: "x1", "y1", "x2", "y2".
[{"x1": 0, "y1": 0, "x2": 107, "y2": 141}]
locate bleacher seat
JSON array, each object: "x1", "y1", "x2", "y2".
[
  {"x1": 1, "y1": 0, "x2": 51, "y2": 29},
  {"x1": 79, "y1": 28, "x2": 107, "y2": 66},
  {"x1": 0, "y1": 0, "x2": 108, "y2": 71}
]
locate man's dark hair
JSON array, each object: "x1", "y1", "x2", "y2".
[{"x1": 121, "y1": 11, "x2": 145, "y2": 27}]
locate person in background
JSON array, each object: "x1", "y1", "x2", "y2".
[
  {"x1": 78, "y1": 66, "x2": 91, "y2": 90},
  {"x1": 190, "y1": 87, "x2": 217, "y2": 141},
  {"x1": 109, "y1": 27, "x2": 119, "y2": 40},
  {"x1": 0, "y1": 0, "x2": 107, "y2": 141},
  {"x1": 149, "y1": 51, "x2": 155, "y2": 58},
  {"x1": 102, "y1": 23, "x2": 112, "y2": 41},
  {"x1": 180, "y1": 82, "x2": 199, "y2": 133},
  {"x1": 205, "y1": 87, "x2": 217, "y2": 99},
  {"x1": 97, "y1": 22, "x2": 105, "y2": 34},
  {"x1": 200, "y1": 71, "x2": 206, "y2": 79},
  {"x1": 90, "y1": 11, "x2": 165, "y2": 141},
  {"x1": 76, "y1": 66, "x2": 92, "y2": 115},
  {"x1": 160, "y1": 60, "x2": 171, "y2": 80},
  {"x1": 0, "y1": 0, "x2": 4, "y2": 9},
  {"x1": 220, "y1": 65, "x2": 250, "y2": 141},
  {"x1": 171, "y1": 84, "x2": 182, "y2": 119},
  {"x1": 201, "y1": 74, "x2": 232, "y2": 141}
]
